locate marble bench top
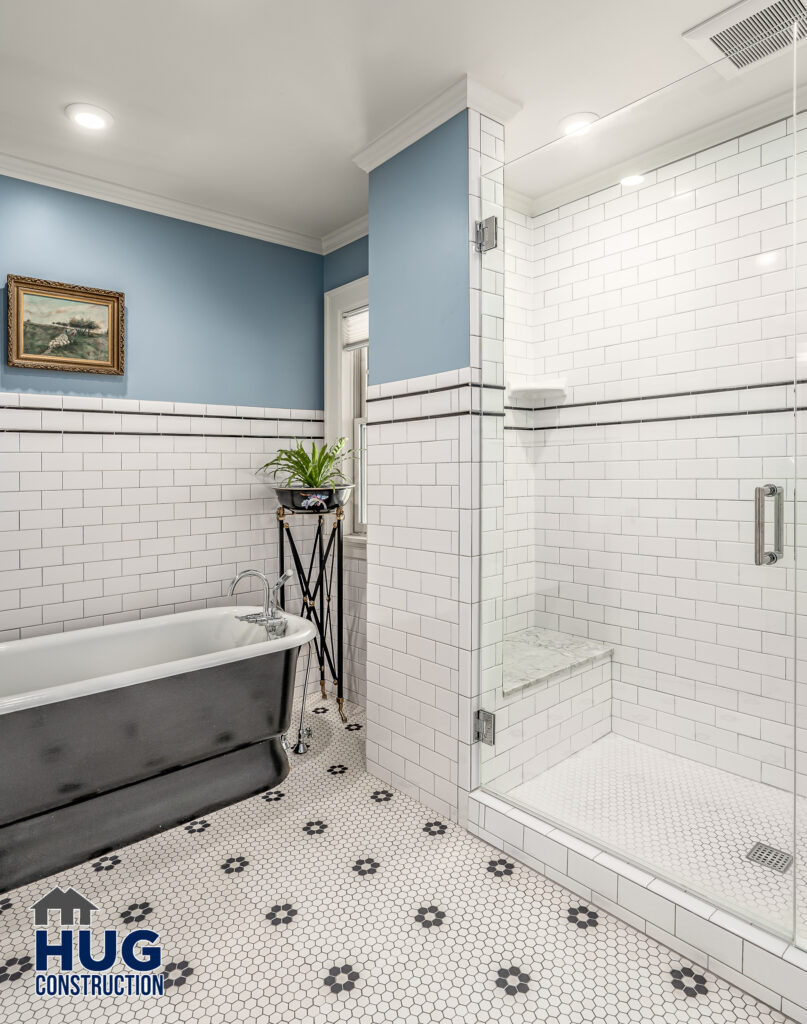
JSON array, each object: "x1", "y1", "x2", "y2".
[{"x1": 502, "y1": 626, "x2": 613, "y2": 695}]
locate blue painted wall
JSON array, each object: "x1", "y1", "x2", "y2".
[
  {"x1": 0, "y1": 174, "x2": 324, "y2": 409},
  {"x1": 323, "y1": 235, "x2": 368, "y2": 292},
  {"x1": 368, "y1": 111, "x2": 469, "y2": 386}
]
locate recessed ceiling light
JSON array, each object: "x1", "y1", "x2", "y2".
[
  {"x1": 65, "y1": 103, "x2": 113, "y2": 131},
  {"x1": 620, "y1": 174, "x2": 645, "y2": 187},
  {"x1": 559, "y1": 112, "x2": 599, "y2": 137}
]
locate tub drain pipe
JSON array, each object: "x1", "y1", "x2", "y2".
[{"x1": 291, "y1": 641, "x2": 313, "y2": 755}]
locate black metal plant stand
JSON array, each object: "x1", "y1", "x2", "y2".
[{"x1": 277, "y1": 505, "x2": 346, "y2": 722}]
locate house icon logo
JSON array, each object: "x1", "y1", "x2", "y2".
[{"x1": 30, "y1": 887, "x2": 98, "y2": 927}]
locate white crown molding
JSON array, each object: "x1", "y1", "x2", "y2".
[
  {"x1": 352, "y1": 74, "x2": 522, "y2": 173},
  {"x1": 466, "y1": 78, "x2": 523, "y2": 126},
  {"x1": 321, "y1": 214, "x2": 369, "y2": 255},
  {"x1": 0, "y1": 151, "x2": 325, "y2": 254}
]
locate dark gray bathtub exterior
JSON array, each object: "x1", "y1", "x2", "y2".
[{"x1": 0, "y1": 645, "x2": 299, "y2": 892}]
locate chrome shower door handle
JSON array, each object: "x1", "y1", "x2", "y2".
[{"x1": 754, "y1": 484, "x2": 784, "y2": 565}]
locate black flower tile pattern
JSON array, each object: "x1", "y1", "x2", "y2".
[
  {"x1": 184, "y1": 819, "x2": 210, "y2": 834},
  {"x1": 120, "y1": 901, "x2": 153, "y2": 924},
  {"x1": 487, "y1": 857, "x2": 515, "y2": 877},
  {"x1": 370, "y1": 790, "x2": 393, "y2": 802},
  {"x1": 327, "y1": 765, "x2": 348, "y2": 775},
  {"x1": 303, "y1": 821, "x2": 327, "y2": 835},
  {"x1": 266, "y1": 903, "x2": 297, "y2": 926},
  {"x1": 0, "y1": 897, "x2": 11, "y2": 914},
  {"x1": 221, "y1": 856, "x2": 249, "y2": 874},
  {"x1": 91, "y1": 854, "x2": 121, "y2": 872},
  {"x1": 163, "y1": 960, "x2": 194, "y2": 989},
  {"x1": 0, "y1": 693, "x2": 790, "y2": 1024},
  {"x1": 312, "y1": 706, "x2": 328, "y2": 715},
  {"x1": 0, "y1": 957, "x2": 32, "y2": 984},
  {"x1": 351, "y1": 858, "x2": 380, "y2": 877},
  {"x1": 495, "y1": 965, "x2": 530, "y2": 995},
  {"x1": 345, "y1": 723, "x2": 362, "y2": 731},
  {"x1": 567, "y1": 904, "x2": 599, "y2": 928},
  {"x1": 414, "y1": 906, "x2": 445, "y2": 929},
  {"x1": 322, "y1": 964, "x2": 359, "y2": 994},
  {"x1": 422, "y1": 820, "x2": 447, "y2": 836},
  {"x1": 671, "y1": 966, "x2": 709, "y2": 996}
]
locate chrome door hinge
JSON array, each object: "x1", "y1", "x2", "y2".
[
  {"x1": 473, "y1": 709, "x2": 496, "y2": 746},
  {"x1": 474, "y1": 215, "x2": 498, "y2": 253}
]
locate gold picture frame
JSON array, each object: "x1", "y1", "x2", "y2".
[{"x1": 7, "y1": 275, "x2": 124, "y2": 375}]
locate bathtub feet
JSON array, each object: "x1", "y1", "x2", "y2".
[{"x1": 337, "y1": 697, "x2": 347, "y2": 724}]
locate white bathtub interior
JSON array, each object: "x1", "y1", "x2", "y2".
[{"x1": 0, "y1": 607, "x2": 316, "y2": 711}]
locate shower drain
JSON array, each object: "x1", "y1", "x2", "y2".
[{"x1": 746, "y1": 841, "x2": 793, "y2": 874}]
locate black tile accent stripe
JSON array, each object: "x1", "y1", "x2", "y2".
[
  {"x1": 506, "y1": 404, "x2": 797, "y2": 432},
  {"x1": 0, "y1": 429, "x2": 322, "y2": 440},
  {"x1": 504, "y1": 377, "x2": 800, "y2": 415},
  {"x1": 0, "y1": 401, "x2": 323, "y2": 440},
  {"x1": 0, "y1": 401, "x2": 323, "y2": 423},
  {"x1": 366, "y1": 381, "x2": 504, "y2": 403},
  {"x1": 369, "y1": 409, "x2": 503, "y2": 427}
]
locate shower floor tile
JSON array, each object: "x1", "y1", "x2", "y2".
[
  {"x1": 508, "y1": 733, "x2": 804, "y2": 937},
  {"x1": 0, "y1": 697, "x2": 792, "y2": 1023}
]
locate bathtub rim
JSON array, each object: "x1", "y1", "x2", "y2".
[{"x1": 0, "y1": 606, "x2": 315, "y2": 715}]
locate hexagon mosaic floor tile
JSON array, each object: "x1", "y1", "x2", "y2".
[
  {"x1": 0, "y1": 696, "x2": 792, "y2": 1023},
  {"x1": 508, "y1": 733, "x2": 806, "y2": 938}
]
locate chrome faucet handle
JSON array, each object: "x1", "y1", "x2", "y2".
[
  {"x1": 235, "y1": 611, "x2": 267, "y2": 623},
  {"x1": 268, "y1": 569, "x2": 293, "y2": 617},
  {"x1": 235, "y1": 610, "x2": 288, "y2": 637},
  {"x1": 273, "y1": 569, "x2": 293, "y2": 590}
]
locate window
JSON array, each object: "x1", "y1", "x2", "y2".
[{"x1": 324, "y1": 277, "x2": 369, "y2": 556}]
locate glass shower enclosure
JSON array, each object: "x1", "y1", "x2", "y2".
[{"x1": 477, "y1": 21, "x2": 806, "y2": 949}]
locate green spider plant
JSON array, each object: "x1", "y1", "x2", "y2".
[{"x1": 258, "y1": 438, "x2": 354, "y2": 488}]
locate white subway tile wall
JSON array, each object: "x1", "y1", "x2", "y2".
[
  {"x1": 489, "y1": 114, "x2": 803, "y2": 793},
  {"x1": 480, "y1": 657, "x2": 611, "y2": 791},
  {"x1": 0, "y1": 393, "x2": 366, "y2": 703},
  {"x1": 365, "y1": 368, "x2": 475, "y2": 822},
  {"x1": 364, "y1": 110, "x2": 505, "y2": 821},
  {"x1": 343, "y1": 553, "x2": 368, "y2": 706}
]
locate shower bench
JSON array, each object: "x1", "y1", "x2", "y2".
[
  {"x1": 502, "y1": 626, "x2": 613, "y2": 695},
  {"x1": 488, "y1": 627, "x2": 615, "y2": 791}
]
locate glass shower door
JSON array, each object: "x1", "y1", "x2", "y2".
[{"x1": 479, "y1": 28, "x2": 803, "y2": 944}]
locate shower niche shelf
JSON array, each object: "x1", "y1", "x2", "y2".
[{"x1": 506, "y1": 378, "x2": 567, "y2": 403}]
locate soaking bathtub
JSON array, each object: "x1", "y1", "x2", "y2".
[{"x1": 0, "y1": 607, "x2": 315, "y2": 892}]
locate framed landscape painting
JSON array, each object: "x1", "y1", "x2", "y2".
[{"x1": 7, "y1": 275, "x2": 124, "y2": 375}]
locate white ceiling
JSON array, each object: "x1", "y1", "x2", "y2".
[{"x1": 0, "y1": 0, "x2": 774, "y2": 249}]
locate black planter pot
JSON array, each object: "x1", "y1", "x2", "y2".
[{"x1": 274, "y1": 485, "x2": 353, "y2": 512}]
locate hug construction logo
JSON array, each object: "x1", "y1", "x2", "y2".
[{"x1": 30, "y1": 886, "x2": 164, "y2": 997}]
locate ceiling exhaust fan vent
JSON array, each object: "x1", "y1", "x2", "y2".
[{"x1": 684, "y1": 0, "x2": 807, "y2": 77}]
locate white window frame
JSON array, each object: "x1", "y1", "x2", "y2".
[{"x1": 324, "y1": 276, "x2": 369, "y2": 561}]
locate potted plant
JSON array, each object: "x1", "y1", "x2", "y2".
[{"x1": 258, "y1": 438, "x2": 354, "y2": 512}]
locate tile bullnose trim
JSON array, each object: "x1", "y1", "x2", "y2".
[
  {"x1": 468, "y1": 789, "x2": 803, "y2": 1015},
  {"x1": 0, "y1": 393, "x2": 324, "y2": 439}
]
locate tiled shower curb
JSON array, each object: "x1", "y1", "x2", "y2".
[{"x1": 467, "y1": 789, "x2": 807, "y2": 1022}]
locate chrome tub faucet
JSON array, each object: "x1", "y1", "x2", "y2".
[{"x1": 227, "y1": 569, "x2": 292, "y2": 637}]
